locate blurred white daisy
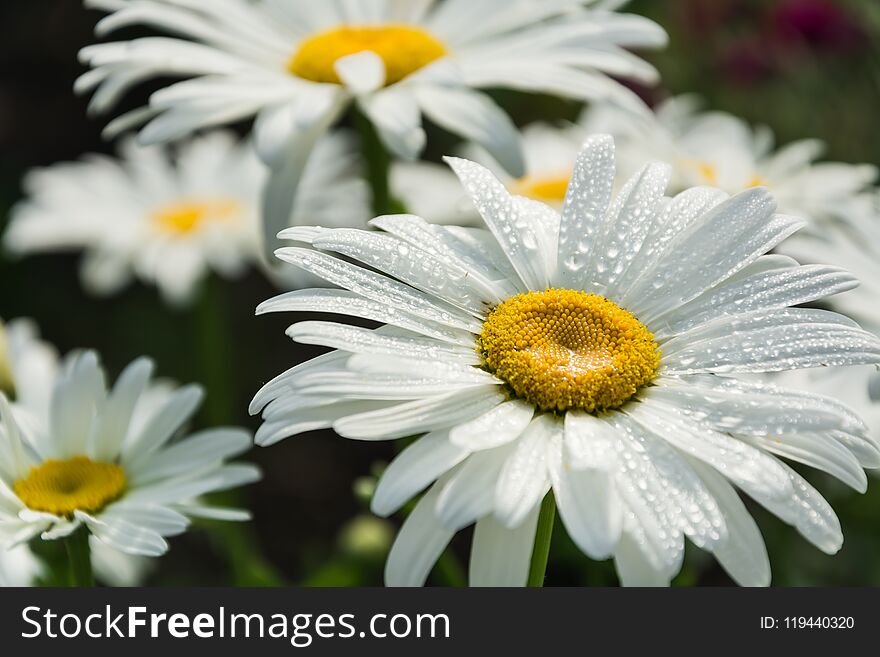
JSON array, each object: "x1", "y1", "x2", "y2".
[
  {"x1": 583, "y1": 94, "x2": 878, "y2": 232},
  {"x1": 4, "y1": 131, "x2": 368, "y2": 304},
  {"x1": 252, "y1": 135, "x2": 880, "y2": 587},
  {"x1": 0, "y1": 349, "x2": 260, "y2": 565},
  {"x1": 77, "y1": 0, "x2": 666, "y2": 249}
]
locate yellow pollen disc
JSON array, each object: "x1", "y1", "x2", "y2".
[
  {"x1": 152, "y1": 199, "x2": 240, "y2": 236},
  {"x1": 14, "y1": 457, "x2": 126, "y2": 517},
  {"x1": 479, "y1": 289, "x2": 661, "y2": 413},
  {"x1": 512, "y1": 173, "x2": 572, "y2": 203},
  {"x1": 0, "y1": 321, "x2": 14, "y2": 396},
  {"x1": 289, "y1": 24, "x2": 447, "y2": 85}
]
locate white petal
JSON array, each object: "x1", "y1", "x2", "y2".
[
  {"x1": 372, "y1": 430, "x2": 469, "y2": 517},
  {"x1": 494, "y1": 415, "x2": 555, "y2": 528},
  {"x1": 335, "y1": 51, "x2": 386, "y2": 94},
  {"x1": 385, "y1": 480, "x2": 453, "y2": 587},
  {"x1": 359, "y1": 87, "x2": 425, "y2": 159},
  {"x1": 469, "y1": 505, "x2": 539, "y2": 587},
  {"x1": 436, "y1": 447, "x2": 512, "y2": 531},
  {"x1": 686, "y1": 458, "x2": 770, "y2": 587},
  {"x1": 93, "y1": 357, "x2": 154, "y2": 462},
  {"x1": 122, "y1": 384, "x2": 203, "y2": 463},
  {"x1": 334, "y1": 387, "x2": 504, "y2": 440},
  {"x1": 613, "y1": 530, "x2": 671, "y2": 587},
  {"x1": 556, "y1": 134, "x2": 615, "y2": 288},
  {"x1": 449, "y1": 399, "x2": 535, "y2": 451},
  {"x1": 416, "y1": 86, "x2": 524, "y2": 176},
  {"x1": 549, "y1": 445, "x2": 622, "y2": 559}
]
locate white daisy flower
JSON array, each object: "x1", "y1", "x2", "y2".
[
  {"x1": 582, "y1": 94, "x2": 878, "y2": 232},
  {"x1": 77, "y1": 0, "x2": 667, "y2": 250},
  {"x1": 4, "y1": 131, "x2": 369, "y2": 305},
  {"x1": 0, "y1": 319, "x2": 169, "y2": 586},
  {"x1": 0, "y1": 349, "x2": 260, "y2": 566},
  {"x1": 251, "y1": 135, "x2": 880, "y2": 587}
]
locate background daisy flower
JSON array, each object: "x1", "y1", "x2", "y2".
[
  {"x1": 0, "y1": 347, "x2": 260, "y2": 584},
  {"x1": 77, "y1": 0, "x2": 667, "y2": 251},
  {"x1": 252, "y1": 135, "x2": 880, "y2": 587},
  {"x1": 4, "y1": 131, "x2": 369, "y2": 305},
  {"x1": 582, "y1": 94, "x2": 878, "y2": 233}
]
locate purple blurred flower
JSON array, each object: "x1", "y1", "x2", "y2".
[{"x1": 772, "y1": 0, "x2": 866, "y2": 51}]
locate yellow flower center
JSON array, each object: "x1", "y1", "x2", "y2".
[
  {"x1": 152, "y1": 199, "x2": 240, "y2": 236},
  {"x1": 14, "y1": 457, "x2": 126, "y2": 517},
  {"x1": 512, "y1": 173, "x2": 572, "y2": 204},
  {"x1": 0, "y1": 322, "x2": 14, "y2": 396},
  {"x1": 289, "y1": 24, "x2": 447, "y2": 86},
  {"x1": 696, "y1": 162, "x2": 718, "y2": 185},
  {"x1": 479, "y1": 289, "x2": 660, "y2": 413},
  {"x1": 746, "y1": 175, "x2": 766, "y2": 188}
]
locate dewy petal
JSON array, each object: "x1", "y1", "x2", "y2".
[
  {"x1": 612, "y1": 413, "x2": 726, "y2": 550},
  {"x1": 436, "y1": 446, "x2": 513, "y2": 531},
  {"x1": 257, "y1": 289, "x2": 475, "y2": 346},
  {"x1": 274, "y1": 247, "x2": 482, "y2": 332},
  {"x1": 493, "y1": 415, "x2": 555, "y2": 528},
  {"x1": 625, "y1": 400, "x2": 793, "y2": 502},
  {"x1": 385, "y1": 479, "x2": 454, "y2": 587},
  {"x1": 548, "y1": 430, "x2": 622, "y2": 559},
  {"x1": 286, "y1": 322, "x2": 479, "y2": 365},
  {"x1": 308, "y1": 228, "x2": 488, "y2": 314},
  {"x1": 662, "y1": 308, "x2": 880, "y2": 374},
  {"x1": 651, "y1": 264, "x2": 859, "y2": 340},
  {"x1": 469, "y1": 505, "x2": 539, "y2": 587},
  {"x1": 621, "y1": 189, "x2": 801, "y2": 320},
  {"x1": 613, "y1": 529, "x2": 672, "y2": 587},
  {"x1": 686, "y1": 457, "x2": 771, "y2": 587},
  {"x1": 566, "y1": 161, "x2": 671, "y2": 298},
  {"x1": 742, "y1": 459, "x2": 843, "y2": 555},
  {"x1": 555, "y1": 134, "x2": 616, "y2": 289},
  {"x1": 449, "y1": 399, "x2": 535, "y2": 451},
  {"x1": 645, "y1": 379, "x2": 869, "y2": 438},
  {"x1": 741, "y1": 433, "x2": 867, "y2": 493},
  {"x1": 372, "y1": 430, "x2": 469, "y2": 517},
  {"x1": 333, "y1": 386, "x2": 504, "y2": 440},
  {"x1": 445, "y1": 157, "x2": 550, "y2": 290},
  {"x1": 563, "y1": 411, "x2": 619, "y2": 470}
]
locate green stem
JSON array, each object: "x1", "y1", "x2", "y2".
[
  {"x1": 192, "y1": 277, "x2": 284, "y2": 586},
  {"x1": 193, "y1": 274, "x2": 235, "y2": 427},
  {"x1": 65, "y1": 528, "x2": 94, "y2": 587},
  {"x1": 527, "y1": 492, "x2": 556, "y2": 587},
  {"x1": 354, "y1": 110, "x2": 404, "y2": 216}
]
